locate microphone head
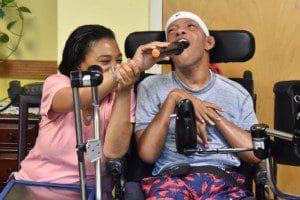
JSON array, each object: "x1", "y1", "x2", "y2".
[
  {"x1": 180, "y1": 41, "x2": 190, "y2": 49},
  {"x1": 174, "y1": 41, "x2": 190, "y2": 55}
]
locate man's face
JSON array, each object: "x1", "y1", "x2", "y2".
[{"x1": 166, "y1": 18, "x2": 213, "y2": 68}]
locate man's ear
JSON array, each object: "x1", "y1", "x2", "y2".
[{"x1": 205, "y1": 36, "x2": 215, "y2": 51}]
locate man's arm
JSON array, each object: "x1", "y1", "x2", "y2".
[
  {"x1": 207, "y1": 92, "x2": 261, "y2": 163},
  {"x1": 213, "y1": 115, "x2": 261, "y2": 163},
  {"x1": 135, "y1": 88, "x2": 223, "y2": 163},
  {"x1": 135, "y1": 93, "x2": 176, "y2": 163}
]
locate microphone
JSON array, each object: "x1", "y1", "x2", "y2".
[{"x1": 152, "y1": 41, "x2": 189, "y2": 58}]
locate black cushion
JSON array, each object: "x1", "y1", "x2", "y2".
[{"x1": 125, "y1": 30, "x2": 255, "y2": 63}]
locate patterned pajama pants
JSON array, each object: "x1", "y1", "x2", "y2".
[{"x1": 141, "y1": 171, "x2": 251, "y2": 200}]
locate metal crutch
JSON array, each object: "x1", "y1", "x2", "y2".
[{"x1": 70, "y1": 65, "x2": 103, "y2": 200}]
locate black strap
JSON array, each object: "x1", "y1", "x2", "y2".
[
  {"x1": 159, "y1": 164, "x2": 242, "y2": 188},
  {"x1": 189, "y1": 166, "x2": 239, "y2": 188}
]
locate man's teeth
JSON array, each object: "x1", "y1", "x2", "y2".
[
  {"x1": 178, "y1": 39, "x2": 188, "y2": 42},
  {"x1": 178, "y1": 39, "x2": 190, "y2": 48}
]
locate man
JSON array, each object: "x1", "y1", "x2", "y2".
[{"x1": 134, "y1": 11, "x2": 261, "y2": 199}]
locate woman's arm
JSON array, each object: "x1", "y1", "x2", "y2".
[
  {"x1": 51, "y1": 71, "x2": 117, "y2": 113},
  {"x1": 103, "y1": 60, "x2": 140, "y2": 158},
  {"x1": 103, "y1": 88, "x2": 133, "y2": 158}
]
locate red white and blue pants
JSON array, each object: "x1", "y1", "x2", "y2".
[{"x1": 141, "y1": 171, "x2": 250, "y2": 200}]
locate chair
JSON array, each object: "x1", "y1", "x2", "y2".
[
  {"x1": 271, "y1": 80, "x2": 300, "y2": 199},
  {"x1": 107, "y1": 30, "x2": 266, "y2": 200},
  {"x1": 17, "y1": 93, "x2": 41, "y2": 169}
]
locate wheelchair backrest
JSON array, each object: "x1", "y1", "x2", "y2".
[
  {"x1": 125, "y1": 30, "x2": 255, "y2": 63},
  {"x1": 273, "y1": 81, "x2": 300, "y2": 166}
]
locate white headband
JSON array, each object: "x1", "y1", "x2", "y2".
[{"x1": 165, "y1": 11, "x2": 210, "y2": 39}]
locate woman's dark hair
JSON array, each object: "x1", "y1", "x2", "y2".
[{"x1": 59, "y1": 25, "x2": 116, "y2": 77}]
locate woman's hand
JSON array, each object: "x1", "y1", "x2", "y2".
[
  {"x1": 115, "y1": 59, "x2": 140, "y2": 91},
  {"x1": 132, "y1": 41, "x2": 171, "y2": 72},
  {"x1": 168, "y1": 88, "x2": 224, "y2": 146}
]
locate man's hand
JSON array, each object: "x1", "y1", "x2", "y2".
[
  {"x1": 169, "y1": 88, "x2": 224, "y2": 146},
  {"x1": 132, "y1": 41, "x2": 171, "y2": 72}
]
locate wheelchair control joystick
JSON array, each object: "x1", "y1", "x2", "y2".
[
  {"x1": 175, "y1": 99, "x2": 254, "y2": 156},
  {"x1": 175, "y1": 99, "x2": 197, "y2": 156}
]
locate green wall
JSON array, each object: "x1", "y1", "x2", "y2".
[
  {"x1": 0, "y1": 0, "x2": 57, "y2": 99},
  {"x1": 0, "y1": 0, "x2": 150, "y2": 100}
]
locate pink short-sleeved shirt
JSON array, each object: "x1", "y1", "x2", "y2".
[{"x1": 13, "y1": 74, "x2": 136, "y2": 185}]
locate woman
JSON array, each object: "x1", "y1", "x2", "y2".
[{"x1": 13, "y1": 25, "x2": 140, "y2": 199}]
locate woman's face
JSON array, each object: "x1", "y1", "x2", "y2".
[{"x1": 80, "y1": 38, "x2": 122, "y2": 72}]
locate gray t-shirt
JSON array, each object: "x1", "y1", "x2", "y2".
[{"x1": 135, "y1": 71, "x2": 258, "y2": 175}]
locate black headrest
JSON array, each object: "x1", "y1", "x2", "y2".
[{"x1": 125, "y1": 30, "x2": 255, "y2": 63}]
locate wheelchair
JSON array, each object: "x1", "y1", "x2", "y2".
[
  {"x1": 106, "y1": 30, "x2": 270, "y2": 200},
  {"x1": 12, "y1": 30, "x2": 300, "y2": 199}
]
